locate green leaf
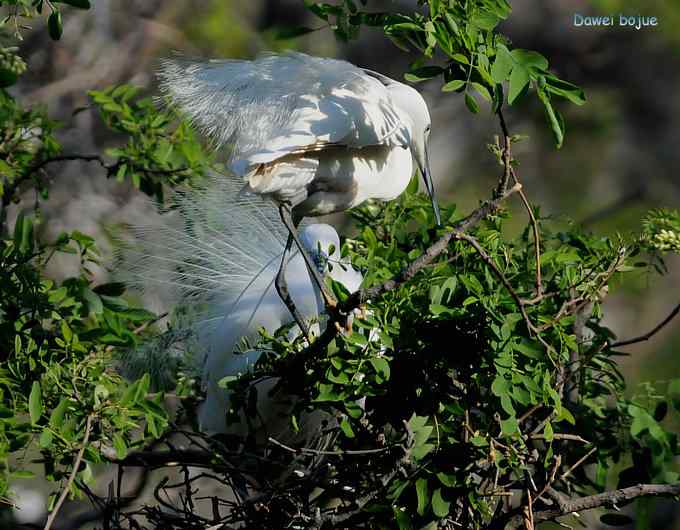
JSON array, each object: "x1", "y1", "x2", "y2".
[
  {"x1": 48, "y1": 10, "x2": 63, "y2": 40},
  {"x1": 49, "y1": 398, "x2": 70, "y2": 429},
  {"x1": 500, "y1": 416, "x2": 518, "y2": 437},
  {"x1": 369, "y1": 357, "x2": 390, "y2": 381},
  {"x1": 13, "y1": 212, "x2": 34, "y2": 255},
  {"x1": 431, "y1": 488, "x2": 450, "y2": 518},
  {"x1": 404, "y1": 66, "x2": 443, "y2": 83},
  {"x1": 120, "y1": 374, "x2": 150, "y2": 407},
  {"x1": 465, "y1": 93, "x2": 480, "y2": 114},
  {"x1": 471, "y1": 82, "x2": 492, "y2": 102},
  {"x1": 515, "y1": 339, "x2": 543, "y2": 359},
  {"x1": 436, "y1": 472, "x2": 457, "y2": 487},
  {"x1": 472, "y1": 10, "x2": 501, "y2": 30},
  {"x1": 113, "y1": 434, "x2": 128, "y2": 459},
  {"x1": 508, "y1": 65, "x2": 529, "y2": 104},
  {"x1": 556, "y1": 406, "x2": 576, "y2": 425},
  {"x1": 511, "y1": 49, "x2": 549, "y2": 71},
  {"x1": 39, "y1": 429, "x2": 53, "y2": 449},
  {"x1": 543, "y1": 422, "x2": 554, "y2": 442},
  {"x1": 537, "y1": 87, "x2": 564, "y2": 148},
  {"x1": 10, "y1": 470, "x2": 36, "y2": 479},
  {"x1": 82, "y1": 288, "x2": 103, "y2": 315},
  {"x1": 491, "y1": 45, "x2": 513, "y2": 84},
  {"x1": 441, "y1": 79, "x2": 465, "y2": 92},
  {"x1": 415, "y1": 478, "x2": 429, "y2": 515},
  {"x1": 29, "y1": 381, "x2": 42, "y2": 425},
  {"x1": 339, "y1": 417, "x2": 355, "y2": 438},
  {"x1": 544, "y1": 76, "x2": 586, "y2": 105}
]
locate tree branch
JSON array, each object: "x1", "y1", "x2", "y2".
[
  {"x1": 610, "y1": 302, "x2": 680, "y2": 348},
  {"x1": 290, "y1": 182, "x2": 523, "y2": 369},
  {"x1": 44, "y1": 414, "x2": 94, "y2": 530},
  {"x1": 504, "y1": 483, "x2": 680, "y2": 529},
  {"x1": 342, "y1": 182, "x2": 522, "y2": 310}
]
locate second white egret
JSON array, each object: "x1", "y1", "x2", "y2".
[{"x1": 119, "y1": 172, "x2": 363, "y2": 439}]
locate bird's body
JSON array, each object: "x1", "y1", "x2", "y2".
[
  {"x1": 158, "y1": 51, "x2": 439, "y2": 333},
  {"x1": 158, "y1": 52, "x2": 435, "y2": 218},
  {"x1": 118, "y1": 173, "x2": 363, "y2": 437},
  {"x1": 246, "y1": 143, "x2": 413, "y2": 217},
  {"x1": 199, "y1": 223, "x2": 362, "y2": 435}
]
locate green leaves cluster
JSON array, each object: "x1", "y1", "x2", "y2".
[
  {"x1": 0, "y1": 218, "x2": 170, "y2": 501},
  {"x1": 0, "y1": 15, "x2": 213, "y2": 506},
  {"x1": 90, "y1": 85, "x2": 212, "y2": 200},
  {"x1": 243, "y1": 178, "x2": 679, "y2": 529},
  {"x1": 0, "y1": 0, "x2": 91, "y2": 41},
  {"x1": 303, "y1": 0, "x2": 585, "y2": 147}
]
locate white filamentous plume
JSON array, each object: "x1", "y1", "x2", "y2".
[{"x1": 117, "y1": 171, "x2": 363, "y2": 440}]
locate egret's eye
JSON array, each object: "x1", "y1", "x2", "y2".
[
  {"x1": 312, "y1": 251, "x2": 328, "y2": 274},
  {"x1": 424, "y1": 124, "x2": 432, "y2": 135}
]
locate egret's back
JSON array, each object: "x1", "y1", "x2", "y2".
[{"x1": 157, "y1": 52, "x2": 410, "y2": 172}]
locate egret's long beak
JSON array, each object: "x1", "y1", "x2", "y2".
[{"x1": 418, "y1": 144, "x2": 442, "y2": 226}]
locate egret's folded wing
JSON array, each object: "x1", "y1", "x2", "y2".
[{"x1": 157, "y1": 52, "x2": 408, "y2": 169}]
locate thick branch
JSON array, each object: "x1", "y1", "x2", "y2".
[
  {"x1": 504, "y1": 483, "x2": 680, "y2": 529},
  {"x1": 341, "y1": 183, "x2": 522, "y2": 310}
]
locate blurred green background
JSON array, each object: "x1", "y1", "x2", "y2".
[{"x1": 4, "y1": 0, "x2": 679, "y2": 528}]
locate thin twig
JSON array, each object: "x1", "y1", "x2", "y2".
[
  {"x1": 610, "y1": 302, "x2": 680, "y2": 348},
  {"x1": 44, "y1": 414, "x2": 94, "y2": 530},
  {"x1": 528, "y1": 433, "x2": 589, "y2": 444},
  {"x1": 455, "y1": 232, "x2": 534, "y2": 334},
  {"x1": 268, "y1": 437, "x2": 391, "y2": 456},
  {"x1": 560, "y1": 447, "x2": 596, "y2": 481}
]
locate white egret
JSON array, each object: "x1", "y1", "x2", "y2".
[
  {"x1": 119, "y1": 172, "x2": 363, "y2": 439},
  {"x1": 157, "y1": 51, "x2": 440, "y2": 334}
]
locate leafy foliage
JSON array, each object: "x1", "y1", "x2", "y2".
[
  {"x1": 232, "y1": 181, "x2": 680, "y2": 529},
  {"x1": 0, "y1": 1, "x2": 677, "y2": 529},
  {"x1": 0, "y1": 12, "x2": 212, "y2": 510},
  {"x1": 303, "y1": 0, "x2": 585, "y2": 147}
]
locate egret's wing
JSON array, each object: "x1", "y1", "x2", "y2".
[{"x1": 157, "y1": 52, "x2": 409, "y2": 173}]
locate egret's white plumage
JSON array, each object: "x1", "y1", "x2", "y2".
[
  {"x1": 157, "y1": 51, "x2": 440, "y2": 221},
  {"x1": 118, "y1": 172, "x2": 363, "y2": 437}
]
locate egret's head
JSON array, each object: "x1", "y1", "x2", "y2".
[
  {"x1": 300, "y1": 224, "x2": 341, "y2": 273},
  {"x1": 386, "y1": 82, "x2": 441, "y2": 226}
]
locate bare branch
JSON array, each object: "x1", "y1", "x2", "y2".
[
  {"x1": 610, "y1": 302, "x2": 680, "y2": 348},
  {"x1": 268, "y1": 437, "x2": 391, "y2": 457},
  {"x1": 531, "y1": 483, "x2": 680, "y2": 527}
]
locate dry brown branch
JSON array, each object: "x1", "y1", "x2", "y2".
[
  {"x1": 505, "y1": 483, "x2": 680, "y2": 529},
  {"x1": 560, "y1": 447, "x2": 597, "y2": 481},
  {"x1": 610, "y1": 301, "x2": 680, "y2": 348}
]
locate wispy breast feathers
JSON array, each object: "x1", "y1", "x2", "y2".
[{"x1": 157, "y1": 52, "x2": 407, "y2": 172}]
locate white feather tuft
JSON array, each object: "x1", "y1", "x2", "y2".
[{"x1": 156, "y1": 51, "x2": 406, "y2": 168}]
